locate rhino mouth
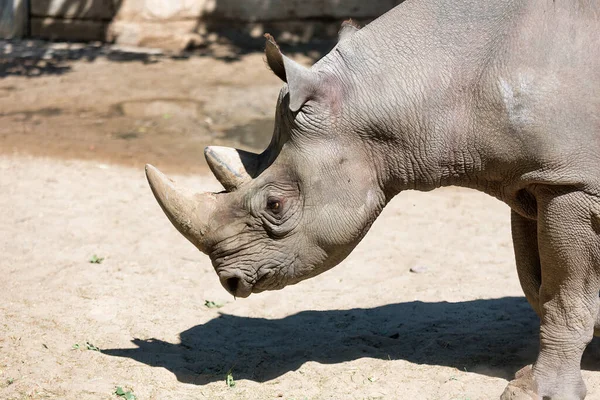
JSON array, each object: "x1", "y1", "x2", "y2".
[
  {"x1": 214, "y1": 260, "x2": 274, "y2": 297},
  {"x1": 218, "y1": 271, "x2": 253, "y2": 298},
  {"x1": 218, "y1": 263, "x2": 290, "y2": 297}
]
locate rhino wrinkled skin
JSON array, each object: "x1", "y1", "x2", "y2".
[{"x1": 146, "y1": 1, "x2": 600, "y2": 398}]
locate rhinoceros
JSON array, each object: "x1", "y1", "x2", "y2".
[{"x1": 145, "y1": 0, "x2": 600, "y2": 398}]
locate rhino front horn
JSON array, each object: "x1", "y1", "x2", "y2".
[
  {"x1": 204, "y1": 146, "x2": 260, "y2": 191},
  {"x1": 145, "y1": 164, "x2": 216, "y2": 254}
]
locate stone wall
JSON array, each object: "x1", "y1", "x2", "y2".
[{"x1": 8, "y1": 0, "x2": 404, "y2": 50}]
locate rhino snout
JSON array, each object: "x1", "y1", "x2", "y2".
[{"x1": 218, "y1": 271, "x2": 253, "y2": 298}]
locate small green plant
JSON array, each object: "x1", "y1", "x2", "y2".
[
  {"x1": 72, "y1": 341, "x2": 100, "y2": 352},
  {"x1": 85, "y1": 341, "x2": 100, "y2": 351},
  {"x1": 115, "y1": 386, "x2": 137, "y2": 400},
  {"x1": 89, "y1": 254, "x2": 104, "y2": 264},
  {"x1": 204, "y1": 300, "x2": 224, "y2": 309},
  {"x1": 226, "y1": 369, "x2": 236, "y2": 387}
]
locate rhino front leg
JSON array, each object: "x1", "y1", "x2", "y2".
[
  {"x1": 503, "y1": 190, "x2": 600, "y2": 400},
  {"x1": 511, "y1": 210, "x2": 542, "y2": 317}
]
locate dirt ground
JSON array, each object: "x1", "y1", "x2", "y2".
[{"x1": 1, "y1": 41, "x2": 599, "y2": 400}]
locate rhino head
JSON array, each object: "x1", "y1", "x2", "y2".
[{"x1": 146, "y1": 34, "x2": 387, "y2": 298}]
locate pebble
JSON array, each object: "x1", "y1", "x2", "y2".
[{"x1": 409, "y1": 265, "x2": 429, "y2": 274}]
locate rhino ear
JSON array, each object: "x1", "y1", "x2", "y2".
[
  {"x1": 264, "y1": 33, "x2": 320, "y2": 112},
  {"x1": 265, "y1": 34, "x2": 286, "y2": 81},
  {"x1": 338, "y1": 19, "x2": 361, "y2": 42},
  {"x1": 281, "y1": 56, "x2": 320, "y2": 112}
]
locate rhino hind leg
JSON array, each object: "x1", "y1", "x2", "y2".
[
  {"x1": 511, "y1": 210, "x2": 600, "y2": 336},
  {"x1": 504, "y1": 190, "x2": 600, "y2": 400},
  {"x1": 597, "y1": 305, "x2": 600, "y2": 335},
  {"x1": 511, "y1": 211, "x2": 542, "y2": 317}
]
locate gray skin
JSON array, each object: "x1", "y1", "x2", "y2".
[{"x1": 145, "y1": 0, "x2": 600, "y2": 398}]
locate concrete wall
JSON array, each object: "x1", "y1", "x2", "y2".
[
  {"x1": 29, "y1": 0, "x2": 121, "y2": 41},
  {"x1": 0, "y1": 0, "x2": 28, "y2": 38},
  {"x1": 108, "y1": 0, "x2": 404, "y2": 50},
  {"x1": 7, "y1": 0, "x2": 404, "y2": 50}
]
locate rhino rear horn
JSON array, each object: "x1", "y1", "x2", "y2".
[
  {"x1": 204, "y1": 146, "x2": 261, "y2": 191},
  {"x1": 339, "y1": 19, "x2": 361, "y2": 41},
  {"x1": 264, "y1": 33, "x2": 321, "y2": 112}
]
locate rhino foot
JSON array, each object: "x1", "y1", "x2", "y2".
[
  {"x1": 501, "y1": 365, "x2": 540, "y2": 400},
  {"x1": 502, "y1": 364, "x2": 589, "y2": 400}
]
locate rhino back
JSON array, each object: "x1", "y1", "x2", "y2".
[
  {"x1": 316, "y1": 0, "x2": 600, "y2": 201},
  {"x1": 492, "y1": 1, "x2": 600, "y2": 193}
]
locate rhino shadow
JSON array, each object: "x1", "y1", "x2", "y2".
[{"x1": 103, "y1": 297, "x2": 600, "y2": 384}]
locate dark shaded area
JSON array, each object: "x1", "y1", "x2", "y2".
[
  {"x1": 0, "y1": 36, "x2": 337, "y2": 78},
  {"x1": 187, "y1": 0, "x2": 404, "y2": 61},
  {"x1": 103, "y1": 297, "x2": 600, "y2": 385},
  {"x1": 189, "y1": 22, "x2": 342, "y2": 63},
  {"x1": 0, "y1": 39, "x2": 166, "y2": 77}
]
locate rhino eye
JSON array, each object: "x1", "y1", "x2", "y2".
[{"x1": 266, "y1": 197, "x2": 282, "y2": 214}]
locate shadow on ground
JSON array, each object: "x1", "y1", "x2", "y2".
[
  {"x1": 0, "y1": 40, "x2": 169, "y2": 77},
  {"x1": 102, "y1": 297, "x2": 600, "y2": 385},
  {"x1": 0, "y1": 37, "x2": 335, "y2": 78}
]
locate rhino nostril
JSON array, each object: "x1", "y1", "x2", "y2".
[{"x1": 226, "y1": 277, "x2": 240, "y2": 294}]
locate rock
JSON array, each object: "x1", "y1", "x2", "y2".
[{"x1": 409, "y1": 265, "x2": 429, "y2": 274}]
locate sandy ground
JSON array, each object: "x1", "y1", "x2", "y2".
[{"x1": 1, "y1": 42, "x2": 599, "y2": 400}]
